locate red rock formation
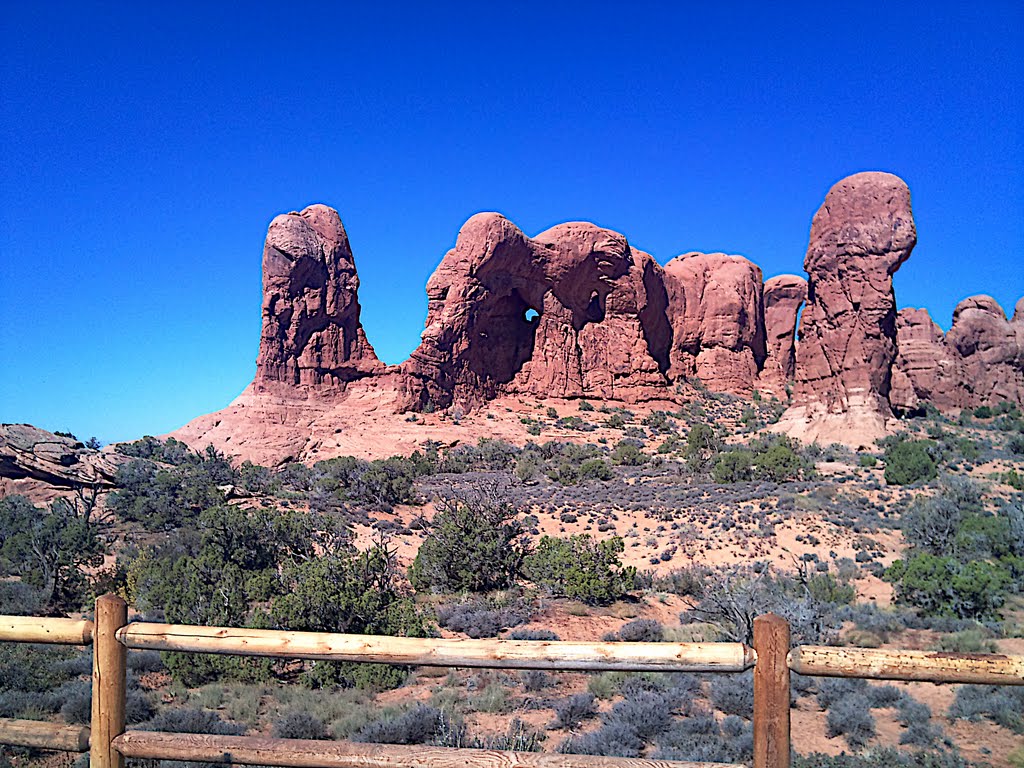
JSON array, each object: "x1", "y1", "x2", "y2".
[
  {"x1": 401, "y1": 214, "x2": 671, "y2": 407},
  {"x1": 889, "y1": 307, "x2": 965, "y2": 413},
  {"x1": 254, "y1": 204, "x2": 382, "y2": 393},
  {"x1": 945, "y1": 295, "x2": 1024, "y2": 407},
  {"x1": 660, "y1": 253, "x2": 766, "y2": 394},
  {"x1": 759, "y1": 274, "x2": 807, "y2": 394},
  {"x1": 792, "y1": 172, "x2": 917, "y2": 414}
]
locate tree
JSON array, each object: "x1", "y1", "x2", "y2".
[
  {"x1": 523, "y1": 535, "x2": 635, "y2": 605},
  {"x1": 712, "y1": 450, "x2": 754, "y2": 483},
  {"x1": 409, "y1": 486, "x2": 528, "y2": 593},
  {"x1": 0, "y1": 493, "x2": 108, "y2": 614},
  {"x1": 684, "y1": 422, "x2": 720, "y2": 472},
  {"x1": 272, "y1": 536, "x2": 427, "y2": 689},
  {"x1": 885, "y1": 554, "x2": 1010, "y2": 620}
]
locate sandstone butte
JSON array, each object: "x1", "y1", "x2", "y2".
[{"x1": 169, "y1": 172, "x2": 1024, "y2": 462}]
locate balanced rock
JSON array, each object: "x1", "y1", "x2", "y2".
[
  {"x1": 662, "y1": 252, "x2": 766, "y2": 394},
  {"x1": 254, "y1": 204, "x2": 382, "y2": 393},
  {"x1": 793, "y1": 172, "x2": 917, "y2": 414},
  {"x1": 759, "y1": 274, "x2": 807, "y2": 393}
]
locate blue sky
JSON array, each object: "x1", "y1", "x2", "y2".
[{"x1": 1, "y1": 2, "x2": 1022, "y2": 444}]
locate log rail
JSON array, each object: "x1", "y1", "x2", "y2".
[{"x1": 2, "y1": 598, "x2": 1023, "y2": 768}]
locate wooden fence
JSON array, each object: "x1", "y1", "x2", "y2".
[{"x1": 2, "y1": 595, "x2": 1023, "y2": 768}]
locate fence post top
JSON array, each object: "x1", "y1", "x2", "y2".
[
  {"x1": 754, "y1": 613, "x2": 787, "y2": 627},
  {"x1": 96, "y1": 594, "x2": 126, "y2": 608}
]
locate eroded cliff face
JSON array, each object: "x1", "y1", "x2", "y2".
[
  {"x1": 399, "y1": 214, "x2": 674, "y2": 408},
  {"x1": 170, "y1": 174, "x2": 1023, "y2": 461},
  {"x1": 759, "y1": 275, "x2": 807, "y2": 394},
  {"x1": 255, "y1": 204, "x2": 383, "y2": 393},
  {"x1": 662, "y1": 252, "x2": 767, "y2": 395}
]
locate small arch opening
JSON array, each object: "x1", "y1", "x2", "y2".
[{"x1": 524, "y1": 308, "x2": 540, "y2": 322}]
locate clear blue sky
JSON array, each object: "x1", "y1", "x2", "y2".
[{"x1": 1, "y1": 2, "x2": 1022, "y2": 444}]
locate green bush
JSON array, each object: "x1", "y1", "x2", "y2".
[
  {"x1": 858, "y1": 454, "x2": 877, "y2": 468},
  {"x1": 523, "y1": 535, "x2": 635, "y2": 605},
  {"x1": 885, "y1": 554, "x2": 1010, "y2": 620},
  {"x1": 883, "y1": 439, "x2": 937, "y2": 485},
  {"x1": 579, "y1": 458, "x2": 612, "y2": 481},
  {"x1": 611, "y1": 441, "x2": 647, "y2": 466},
  {"x1": 409, "y1": 492, "x2": 528, "y2": 593},
  {"x1": 272, "y1": 541, "x2": 427, "y2": 689},
  {"x1": 712, "y1": 450, "x2": 753, "y2": 483}
]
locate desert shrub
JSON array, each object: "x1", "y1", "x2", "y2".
[
  {"x1": 615, "y1": 619, "x2": 663, "y2": 643},
  {"x1": 409, "y1": 489, "x2": 528, "y2": 593},
  {"x1": 709, "y1": 671, "x2": 754, "y2": 718},
  {"x1": 825, "y1": 693, "x2": 875, "y2": 749},
  {"x1": 353, "y1": 705, "x2": 450, "y2": 744},
  {"x1": 930, "y1": 627, "x2": 997, "y2": 653},
  {"x1": 816, "y1": 678, "x2": 867, "y2": 710},
  {"x1": 899, "y1": 719, "x2": 943, "y2": 747},
  {"x1": 948, "y1": 684, "x2": 1024, "y2": 732},
  {"x1": 866, "y1": 684, "x2": 905, "y2": 709},
  {"x1": 654, "y1": 709, "x2": 752, "y2": 764},
  {"x1": 883, "y1": 439, "x2": 937, "y2": 485},
  {"x1": 520, "y1": 670, "x2": 551, "y2": 692},
  {"x1": 684, "y1": 565, "x2": 843, "y2": 645},
  {"x1": 523, "y1": 535, "x2": 636, "y2": 605},
  {"x1": 858, "y1": 455, "x2": 878, "y2": 467},
  {"x1": 507, "y1": 628, "x2": 560, "y2": 640},
  {"x1": 552, "y1": 693, "x2": 597, "y2": 729},
  {"x1": 143, "y1": 707, "x2": 246, "y2": 735},
  {"x1": 653, "y1": 566, "x2": 708, "y2": 597},
  {"x1": 793, "y1": 749, "x2": 973, "y2": 767},
  {"x1": 435, "y1": 595, "x2": 532, "y2": 638},
  {"x1": 611, "y1": 440, "x2": 647, "y2": 466},
  {"x1": 128, "y1": 650, "x2": 165, "y2": 673},
  {"x1": 684, "y1": 423, "x2": 721, "y2": 472},
  {"x1": 116, "y1": 436, "x2": 193, "y2": 464},
  {"x1": 753, "y1": 442, "x2": 803, "y2": 482},
  {"x1": 579, "y1": 458, "x2": 613, "y2": 481},
  {"x1": 605, "y1": 689, "x2": 676, "y2": 741},
  {"x1": 558, "y1": 721, "x2": 645, "y2": 758},
  {"x1": 273, "y1": 711, "x2": 329, "y2": 740}
]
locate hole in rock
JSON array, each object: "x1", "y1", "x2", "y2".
[{"x1": 524, "y1": 308, "x2": 540, "y2": 322}]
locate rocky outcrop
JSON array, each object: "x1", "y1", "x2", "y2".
[
  {"x1": 945, "y1": 296, "x2": 1024, "y2": 407},
  {"x1": 660, "y1": 253, "x2": 766, "y2": 394},
  {"x1": 889, "y1": 308, "x2": 965, "y2": 413},
  {"x1": 400, "y1": 214, "x2": 672, "y2": 408},
  {"x1": 0, "y1": 424, "x2": 124, "y2": 488},
  {"x1": 759, "y1": 274, "x2": 807, "y2": 393},
  {"x1": 254, "y1": 205, "x2": 383, "y2": 393},
  {"x1": 792, "y1": 172, "x2": 917, "y2": 413},
  {"x1": 165, "y1": 172, "x2": 1024, "y2": 463}
]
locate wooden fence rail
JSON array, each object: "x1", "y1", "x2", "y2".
[
  {"x1": 112, "y1": 731, "x2": 744, "y2": 768},
  {"x1": 4, "y1": 597, "x2": 1024, "y2": 768},
  {"x1": 117, "y1": 622, "x2": 756, "y2": 673}
]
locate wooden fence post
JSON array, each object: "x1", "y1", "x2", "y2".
[
  {"x1": 753, "y1": 613, "x2": 790, "y2": 768},
  {"x1": 91, "y1": 594, "x2": 127, "y2": 768}
]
